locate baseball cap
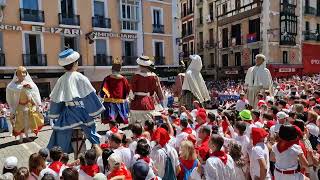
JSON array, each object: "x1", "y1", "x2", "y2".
[
  {"x1": 4, "y1": 156, "x2": 18, "y2": 170},
  {"x1": 276, "y1": 111, "x2": 289, "y2": 119},
  {"x1": 239, "y1": 110, "x2": 252, "y2": 121},
  {"x1": 132, "y1": 160, "x2": 157, "y2": 180}
]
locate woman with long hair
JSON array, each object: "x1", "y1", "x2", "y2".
[{"x1": 177, "y1": 140, "x2": 200, "y2": 180}]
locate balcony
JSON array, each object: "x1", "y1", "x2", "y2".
[
  {"x1": 94, "y1": 54, "x2": 112, "y2": 66},
  {"x1": 154, "y1": 56, "x2": 165, "y2": 65},
  {"x1": 22, "y1": 54, "x2": 47, "y2": 66},
  {"x1": 182, "y1": 29, "x2": 193, "y2": 38},
  {"x1": 20, "y1": 8, "x2": 45, "y2": 22},
  {"x1": 246, "y1": 33, "x2": 260, "y2": 43},
  {"x1": 304, "y1": 6, "x2": 317, "y2": 15},
  {"x1": 58, "y1": 13, "x2": 80, "y2": 26},
  {"x1": 304, "y1": 31, "x2": 320, "y2": 41},
  {"x1": 152, "y1": 24, "x2": 164, "y2": 33},
  {"x1": 92, "y1": 16, "x2": 111, "y2": 28},
  {"x1": 205, "y1": 41, "x2": 215, "y2": 49},
  {"x1": 181, "y1": 9, "x2": 194, "y2": 18},
  {"x1": 0, "y1": 53, "x2": 5, "y2": 66},
  {"x1": 122, "y1": 56, "x2": 138, "y2": 66}
]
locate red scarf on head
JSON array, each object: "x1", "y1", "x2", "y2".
[
  {"x1": 211, "y1": 151, "x2": 228, "y2": 165},
  {"x1": 107, "y1": 164, "x2": 132, "y2": 180},
  {"x1": 152, "y1": 128, "x2": 170, "y2": 147},
  {"x1": 182, "y1": 127, "x2": 193, "y2": 134},
  {"x1": 251, "y1": 128, "x2": 269, "y2": 146},
  {"x1": 277, "y1": 139, "x2": 299, "y2": 153},
  {"x1": 80, "y1": 164, "x2": 100, "y2": 177},
  {"x1": 48, "y1": 161, "x2": 63, "y2": 174},
  {"x1": 111, "y1": 127, "x2": 118, "y2": 133}
]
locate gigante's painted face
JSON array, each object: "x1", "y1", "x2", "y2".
[
  {"x1": 16, "y1": 66, "x2": 27, "y2": 82},
  {"x1": 255, "y1": 57, "x2": 264, "y2": 66}
]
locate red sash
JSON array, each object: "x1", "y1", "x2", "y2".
[{"x1": 48, "y1": 161, "x2": 63, "y2": 174}]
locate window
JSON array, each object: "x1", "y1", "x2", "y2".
[
  {"x1": 153, "y1": 9, "x2": 162, "y2": 25},
  {"x1": 231, "y1": 24, "x2": 241, "y2": 45},
  {"x1": 317, "y1": 0, "x2": 320, "y2": 15},
  {"x1": 187, "y1": 21, "x2": 193, "y2": 35},
  {"x1": 0, "y1": 32, "x2": 3, "y2": 52},
  {"x1": 209, "y1": 3, "x2": 214, "y2": 20},
  {"x1": 121, "y1": 0, "x2": 139, "y2": 30},
  {"x1": 182, "y1": 23, "x2": 187, "y2": 37},
  {"x1": 235, "y1": 52, "x2": 241, "y2": 66},
  {"x1": 23, "y1": 0, "x2": 39, "y2": 10},
  {"x1": 209, "y1": 28, "x2": 214, "y2": 43},
  {"x1": 222, "y1": 4, "x2": 227, "y2": 15},
  {"x1": 96, "y1": 39, "x2": 107, "y2": 55},
  {"x1": 305, "y1": 0, "x2": 310, "y2": 8},
  {"x1": 199, "y1": 32, "x2": 203, "y2": 46},
  {"x1": 122, "y1": 40, "x2": 137, "y2": 65},
  {"x1": 61, "y1": 0, "x2": 74, "y2": 17},
  {"x1": 189, "y1": 0, "x2": 193, "y2": 13},
  {"x1": 317, "y1": 24, "x2": 320, "y2": 33},
  {"x1": 235, "y1": 0, "x2": 241, "y2": 10},
  {"x1": 249, "y1": 18, "x2": 260, "y2": 41},
  {"x1": 94, "y1": 1, "x2": 105, "y2": 17},
  {"x1": 280, "y1": 0, "x2": 297, "y2": 45},
  {"x1": 210, "y1": 53, "x2": 215, "y2": 67},
  {"x1": 252, "y1": 48, "x2": 259, "y2": 65},
  {"x1": 199, "y1": 8, "x2": 203, "y2": 24},
  {"x1": 222, "y1": 28, "x2": 228, "y2": 48},
  {"x1": 183, "y1": 44, "x2": 189, "y2": 57},
  {"x1": 154, "y1": 41, "x2": 164, "y2": 65},
  {"x1": 24, "y1": 33, "x2": 45, "y2": 66},
  {"x1": 182, "y1": 3, "x2": 187, "y2": 17},
  {"x1": 283, "y1": 51, "x2": 288, "y2": 64},
  {"x1": 306, "y1": 21, "x2": 310, "y2": 31},
  {"x1": 222, "y1": 54, "x2": 228, "y2": 67},
  {"x1": 190, "y1": 41, "x2": 194, "y2": 54},
  {"x1": 62, "y1": 36, "x2": 80, "y2": 51}
]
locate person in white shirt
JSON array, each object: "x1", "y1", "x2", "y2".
[
  {"x1": 236, "y1": 93, "x2": 249, "y2": 112},
  {"x1": 270, "y1": 125, "x2": 309, "y2": 180},
  {"x1": 204, "y1": 134, "x2": 236, "y2": 180},
  {"x1": 270, "y1": 111, "x2": 288, "y2": 138},
  {"x1": 175, "y1": 118, "x2": 196, "y2": 151},
  {"x1": 306, "y1": 111, "x2": 319, "y2": 150},
  {"x1": 150, "y1": 127, "x2": 180, "y2": 178},
  {"x1": 109, "y1": 133, "x2": 133, "y2": 169},
  {"x1": 249, "y1": 127, "x2": 271, "y2": 180}
]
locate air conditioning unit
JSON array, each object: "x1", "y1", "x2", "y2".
[
  {"x1": 206, "y1": 15, "x2": 211, "y2": 23},
  {"x1": 0, "y1": 0, "x2": 6, "y2": 7}
]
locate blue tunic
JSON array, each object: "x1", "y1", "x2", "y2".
[{"x1": 47, "y1": 92, "x2": 104, "y2": 153}]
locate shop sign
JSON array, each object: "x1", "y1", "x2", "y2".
[
  {"x1": 225, "y1": 70, "x2": 238, "y2": 75},
  {"x1": 0, "y1": 24, "x2": 22, "y2": 31},
  {"x1": 311, "y1": 59, "x2": 320, "y2": 65},
  {"x1": 92, "y1": 31, "x2": 137, "y2": 39},
  {"x1": 31, "y1": 25, "x2": 81, "y2": 35},
  {"x1": 278, "y1": 68, "x2": 295, "y2": 73}
]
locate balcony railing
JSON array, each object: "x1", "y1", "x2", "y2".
[
  {"x1": 20, "y1": 8, "x2": 45, "y2": 22},
  {"x1": 0, "y1": 53, "x2": 5, "y2": 66},
  {"x1": 122, "y1": 56, "x2": 138, "y2": 66},
  {"x1": 58, "y1": 13, "x2": 80, "y2": 26},
  {"x1": 92, "y1": 16, "x2": 111, "y2": 28},
  {"x1": 154, "y1": 56, "x2": 165, "y2": 65},
  {"x1": 205, "y1": 41, "x2": 215, "y2": 49},
  {"x1": 305, "y1": 6, "x2": 317, "y2": 15},
  {"x1": 304, "y1": 31, "x2": 320, "y2": 41},
  {"x1": 153, "y1": 24, "x2": 164, "y2": 33},
  {"x1": 94, "y1": 54, "x2": 112, "y2": 66},
  {"x1": 22, "y1": 54, "x2": 47, "y2": 66},
  {"x1": 181, "y1": 9, "x2": 194, "y2": 18}
]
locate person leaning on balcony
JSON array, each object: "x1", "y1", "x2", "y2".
[{"x1": 244, "y1": 54, "x2": 273, "y2": 109}]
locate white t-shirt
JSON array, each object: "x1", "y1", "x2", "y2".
[
  {"x1": 236, "y1": 99, "x2": 248, "y2": 111},
  {"x1": 204, "y1": 154, "x2": 237, "y2": 180},
  {"x1": 150, "y1": 144, "x2": 179, "y2": 178},
  {"x1": 249, "y1": 142, "x2": 271, "y2": 180},
  {"x1": 272, "y1": 144, "x2": 302, "y2": 170},
  {"x1": 113, "y1": 147, "x2": 133, "y2": 169},
  {"x1": 79, "y1": 169, "x2": 93, "y2": 180},
  {"x1": 306, "y1": 122, "x2": 319, "y2": 137}
]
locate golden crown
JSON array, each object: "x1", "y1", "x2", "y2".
[{"x1": 113, "y1": 57, "x2": 122, "y2": 65}]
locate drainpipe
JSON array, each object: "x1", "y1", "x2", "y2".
[{"x1": 141, "y1": 0, "x2": 145, "y2": 55}]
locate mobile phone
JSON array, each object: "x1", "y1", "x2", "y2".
[{"x1": 155, "y1": 115, "x2": 163, "y2": 124}]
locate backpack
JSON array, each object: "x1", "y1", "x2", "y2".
[
  {"x1": 180, "y1": 159, "x2": 198, "y2": 180},
  {"x1": 161, "y1": 149, "x2": 177, "y2": 180}
]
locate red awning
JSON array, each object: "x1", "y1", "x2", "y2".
[
  {"x1": 267, "y1": 64, "x2": 303, "y2": 77},
  {"x1": 302, "y1": 43, "x2": 320, "y2": 74}
]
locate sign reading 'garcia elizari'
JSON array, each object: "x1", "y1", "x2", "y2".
[{"x1": 0, "y1": 24, "x2": 137, "y2": 39}]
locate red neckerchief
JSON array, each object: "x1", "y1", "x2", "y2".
[
  {"x1": 138, "y1": 156, "x2": 151, "y2": 164},
  {"x1": 80, "y1": 164, "x2": 99, "y2": 177},
  {"x1": 195, "y1": 122, "x2": 205, "y2": 130},
  {"x1": 211, "y1": 151, "x2": 228, "y2": 165},
  {"x1": 277, "y1": 139, "x2": 299, "y2": 153},
  {"x1": 107, "y1": 163, "x2": 132, "y2": 180},
  {"x1": 48, "y1": 161, "x2": 63, "y2": 174},
  {"x1": 180, "y1": 158, "x2": 196, "y2": 170},
  {"x1": 182, "y1": 127, "x2": 193, "y2": 134},
  {"x1": 196, "y1": 136, "x2": 210, "y2": 161},
  {"x1": 111, "y1": 127, "x2": 118, "y2": 133}
]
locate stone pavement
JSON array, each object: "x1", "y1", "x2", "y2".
[{"x1": 0, "y1": 121, "x2": 111, "y2": 169}]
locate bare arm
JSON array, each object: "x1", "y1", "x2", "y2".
[
  {"x1": 298, "y1": 153, "x2": 309, "y2": 170},
  {"x1": 257, "y1": 158, "x2": 267, "y2": 180}
]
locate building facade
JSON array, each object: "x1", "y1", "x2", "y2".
[
  {"x1": 179, "y1": 0, "x2": 195, "y2": 63},
  {"x1": 302, "y1": 0, "x2": 320, "y2": 74},
  {"x1": 0, "y1": 0, "x2": 179, "y2": 101},
  {"x1": 194, "y1": 0, "x2": 217, "y2": 79},
  {"x1": 214, "y1": 0, "x2": 303, "y2": 79}
]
